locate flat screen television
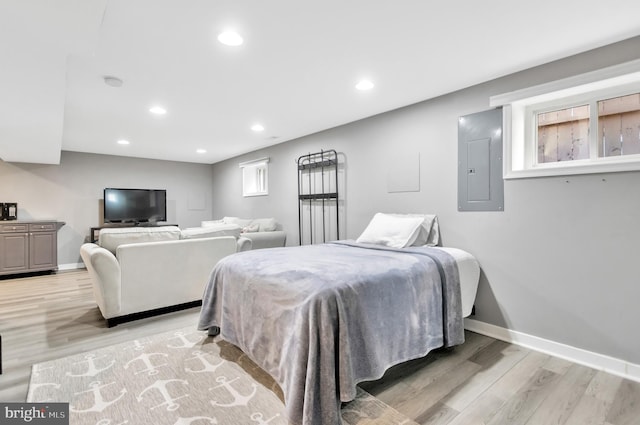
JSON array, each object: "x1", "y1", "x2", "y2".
[{"x1": 103, "y1": 188, "x2": 167, "y2": 224}]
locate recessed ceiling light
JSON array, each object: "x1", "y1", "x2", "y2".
[
  {"x1": 355, "y1": 80, "x2": 375, "y2": 91},
  {"x1": 117, "y1": 139, "x2": 130, "y2": 145},
  {"x1": 251, "y1": 124, "x2": 265, "y2": 132},
  {"x1": 196, "y1": 149, "x2": 207, "y2": 154},
  {"x1": 149, "y1": 106, "x2": 167, "y2": 115},
  {"x1": 103, "y1": 76, "x2": 123, "y2": 87},
  {"x1": 218, "y1": 31, "x2": 243, "y2": 46}
]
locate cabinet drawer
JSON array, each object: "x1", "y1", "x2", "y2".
[
  {"x1": 29, "y1": 223, "x2": 56, "y2": 232},
  {"x1": 0, "y1": 224, "x2": 28, "y2": 233}
]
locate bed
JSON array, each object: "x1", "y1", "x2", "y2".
[{"x1": 198, "y1": 214, "x2": 480, "y2": 425}]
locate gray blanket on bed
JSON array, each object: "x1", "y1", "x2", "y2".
[{"x1": 198, "y1": 241, "x2": 464, "y2": 425}]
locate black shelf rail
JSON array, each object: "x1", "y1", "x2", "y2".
[{"x1": 297, "y1": 149, "x2": 339, "y2": 245}]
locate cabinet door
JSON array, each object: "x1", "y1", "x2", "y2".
[
  {"x1": 29, "y1": 231, "x2": 57, "y2": 270},
  {"x1": 0, "y1": 233, "x2": 29, "y2": 273}
]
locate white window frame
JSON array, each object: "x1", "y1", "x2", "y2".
[
  {"x1": 491, "y1": 59, "x2": 640, "y2": 179},
  {"x1": 239, "y1": 157, "x2": 269, "y2": 197}
]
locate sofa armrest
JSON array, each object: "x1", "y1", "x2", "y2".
[
  {"x1": 80, "y1": 243, "x2": 122, "y2": 318},
  {"x1": 237, "y1": 236, "x2": 252, "y2": 252},
  {"x1": 241, "y1": 230, "x2": 287, "y2": 249}
]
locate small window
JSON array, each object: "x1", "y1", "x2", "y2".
[
  {"x1": 239, "y1": 157, "x2": 269, "y2": 197},
  {"x1": 491, "y1": 59, "x2": 640, "y2": 178}
]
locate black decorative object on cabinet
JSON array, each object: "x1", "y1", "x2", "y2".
[{"x1": 0, "y1": 203, "x2": 18, "y2": 220}]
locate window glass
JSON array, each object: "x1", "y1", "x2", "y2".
[
  {"x1": 598, "y1": 92, "x2": 640, "y2": 157},
  {"x1": 537, "y1": 105, "x2": 590, "y2": 163},
  {"x1": 242, "y1": 162, "x2": 268, "y2": 197}
]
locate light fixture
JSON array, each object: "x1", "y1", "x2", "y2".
[
  {"x1": 251, "y1": 124, "x2": 265, "y2": 132},
  {"x1": 196, "y1": 149, "x2": 207, "y2": 154},
  {"x1": 355, "y1": 79, "x2": 374, "y2": 91},
  {"x1": 149, "y1": 106, "x2": 167, "y2": 115},
  {"x1": 218, "y1": 31, "x2": 243, "y2": 46},
  {"x1": 103, "y1": 76, "x2": 123, "y2": 87},
  {"x1": 117, "y1": 139, "x2": 130, "y2": 145}
]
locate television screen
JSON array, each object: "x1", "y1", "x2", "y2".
[{"x1": 103, "y1": 188, "x2": 167, "y2": 223}]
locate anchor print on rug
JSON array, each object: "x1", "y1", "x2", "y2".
[
  {"x1": 137, "y1": 379, "x2": 189, "y2": 411},
  {"x1": 250, "y1": 412, "x2": 282, "y2": 424},
  {"x1": 166, "y1": 331, "x2": 205, "y2": 349},
  {"x1": 124, "y1": 352, "x2": 169, "y2": 376},
  {"x1": 209, "y1": 376, "x2": 257, "y2": 407},
  {"x1": 28, "y1": 382, "x2": 61, "y2": 401},
  {"x1": 70, "y1": 381, "x2": 127, "y2": 413},
  {"x1": 173, "y1": 417, "x2": 218, "y2": 425},
  {"x1": 96, "y1": 419, "x2": 129, "y2": 425},
  {"x1": 184, "y1": 350, "x2": 225, "y2": 374},
  {"x1": 130, "y1": 338, "x2": 153, "y2": 352},
  {"x1": 29, "y1": 364, "x2": 62, "y2": 402},
  {"x1": 32, "y1": 363, "x2": 54, "y2": 378},
  {"x1": 66, "y1": 354, "x2": 115, "y2": 377}
]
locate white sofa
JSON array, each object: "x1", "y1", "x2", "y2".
[
  {"x1": 201, "y1": 217, "x2": 287, "y2": 249},
  {"x1": 80, "y1": 226, "x2": 248, "y2": 326}
]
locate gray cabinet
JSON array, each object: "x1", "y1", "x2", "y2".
[{"x1": 0, "y1": 221, "x2": 59, "y2": 276}]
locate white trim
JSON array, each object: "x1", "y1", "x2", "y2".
[
  {"x1": 238, "y1": 157, "x2": 269, "y2": 168},
  {"x1": 464, "y1": 318, "x2": 640, "y2": 383},
  {"x1": 504, "y1": 157, "x2": 640, "y2": 179},
  {"x1": 490, "y1": 59, "x2": 640, "y2": 107},
  {"x1": 57, "y1": 262, "x2": 85, "y2": 271}
]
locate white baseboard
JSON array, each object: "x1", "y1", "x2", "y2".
[
  {"x1": 57, "y1": 263, "x2": 85, "y2": 271},
  {"x1": 464, "y1": 318, "x2": 640, "y2": 383}
]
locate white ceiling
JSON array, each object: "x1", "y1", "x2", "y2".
[{"x1": 2, "y1": 0, "x2": 640, "y2": 165}]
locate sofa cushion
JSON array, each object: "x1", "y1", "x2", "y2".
[
  {"x1": 222, "y1": 216, "x2": 253, "y2": 228},
  {"x1": 98, "y1": 226, "x2": 181, "y2": 254},
  {"x1": 251, "y1": 217, "x2": 278, "y2": 232},
  {"x1": 180, "y1": 225, "x2": 242, "y2": 239},
  {"x1": 201, "y1": 219, "x2": 224, "y2": 227},
  {"x1": 202, "y1": 217, "x2": 279, "y2": 233}
]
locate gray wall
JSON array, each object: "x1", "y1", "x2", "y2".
[
  {"x1": 210, "y1": 36, "x2": 640, "y2": 365},
  {"x1": 0, "y1": 151, "x2": 214, "y2": 266}
]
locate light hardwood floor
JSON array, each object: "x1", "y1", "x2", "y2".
[{"x1": 1, "y1": 270, "x2": 639, "y2": 425}]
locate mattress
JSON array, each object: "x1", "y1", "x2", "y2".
[{"x1": 433, "y1": 247, "x2": 480, "y2": 317}]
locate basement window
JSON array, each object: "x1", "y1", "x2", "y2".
[
  {"x1": 240, "y1": 157, "x2": 269, "y2": 197},
  {"x1": 491, "y1": 59, "x2": 640, "y2": 179}
]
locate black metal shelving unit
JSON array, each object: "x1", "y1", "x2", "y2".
[{"x1": 297, "y1": 149, "x2": 339, "y2": 245}]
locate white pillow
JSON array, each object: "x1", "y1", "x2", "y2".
[
  {"x1": 389, "y1": 213, "x2": 440, "y2": 246},
  {"x1": 356, "y1": 213, "x2": 424, "y2": 248},
  {"x1": 242, "y1": 223, "x2": 260, "y2": 233}
]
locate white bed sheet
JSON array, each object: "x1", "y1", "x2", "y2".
[{"x1": 433, "y1": 247, "x2": 479, "y2": 317}]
